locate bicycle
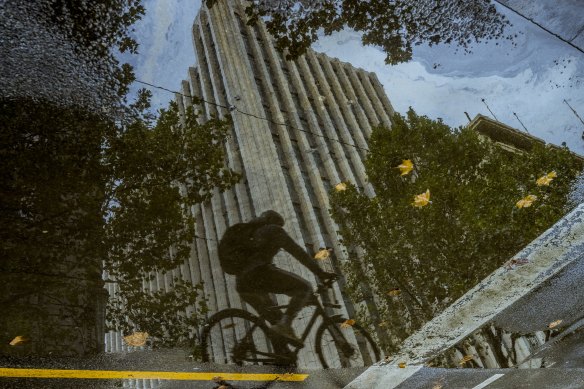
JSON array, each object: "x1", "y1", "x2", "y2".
[{"x1": 199, "y1": 279, "x2": 380, "y2": 368}]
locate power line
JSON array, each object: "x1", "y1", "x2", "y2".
[
  {"x1": 136, "y1": 79, "x2": 372, "y2": 155},
  {"x1": 563, "y1": 99, "x2": 584, "y2": 128},
  {"x1": 492, "y1": 0, "x2": 584, "y2": 55}
]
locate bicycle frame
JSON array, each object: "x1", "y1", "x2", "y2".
[
  {"x1": 237, "y1": 286, "x2": 351, "y2": 363},
  {"x1": 281, "y1": 294, "x2": 346, "y2": 348}
]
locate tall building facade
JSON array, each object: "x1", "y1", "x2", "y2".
[{"x1": 172, "y1": 0, "x2": 395, "y2": 368}]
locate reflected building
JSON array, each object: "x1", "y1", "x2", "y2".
[
  {"x1": 103, "y1": 0, "x2": 395, "y2": 368},
  {"x1": 468, "y1": 114, "x2": 584, "y2": 163},
  {"x1": 167, "y1": 0, "x2": 396, "y2": 368}
]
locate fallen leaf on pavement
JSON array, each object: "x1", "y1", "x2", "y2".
[
  {"x1": 412, "y1": 189, "x2": 431, "y2": 207},
  {"x1": 387, "y1": 288, "x2": 401, "y2": 297},
  {"x1": 123, "y1": 332, "x2": 149, "y2": 347},
  {"x1": 459, "y1": 355, "x2": 474, "y2": 365},
  {"x1": 397, "y1": 160, "x2": 414, "y2": 176},
  {"x1": 9, "y1": 336, "x2": 27, "y2": 346},
  {"x1": 516, "y1": 194, "x2": 537, "y2": 208},
  {"x1": 548, "y1": 319, "x2": 562, "y2": 329},
  {"x1": 314, "y1": 247, "x2": 332, "y2": 260},
  {"x1": 340, "y1": 319, "x2": 356, "y2": 329}
]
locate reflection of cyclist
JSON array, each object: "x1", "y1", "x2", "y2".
[{"x1": 218, "y1": 210, "x2": 336, "y2": 346}]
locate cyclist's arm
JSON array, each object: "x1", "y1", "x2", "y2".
[{"x1": 260, "y1": 225, "x2": 327, "y2": 277}]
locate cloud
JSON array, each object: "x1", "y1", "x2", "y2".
[
  {"x1": 121, "y1": 0, "x2": 201, "y2": 111},
  {"x1": 120, "y1": 1, "x2": 584, "y2": 155},
  {"x1": 311, "y1": 9, "x2": 584, "y2": 155}
]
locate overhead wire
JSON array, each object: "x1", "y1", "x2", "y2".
[
  {"x1": 135, "y1": 79, "x2": 373, "y2": 155},
  {"x1": 136, "y1": 2, "x2": 584, "y2": 160},
  {"x1": 492, "y1": 0, "x2": 584, "y2": 55},
  {"x1": 135, "y1": 78, "x2": 377, "y2": 240}
]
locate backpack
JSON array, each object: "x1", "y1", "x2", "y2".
[{"x1": 218, "y1": 222, "x2": 259, "y2": 274}]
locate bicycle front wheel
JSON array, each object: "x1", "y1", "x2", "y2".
[
  {"x1": 200, "y1": 308, "x2": 283, "y2": 365},
  {"x1": 315, "y1": 317, "x2": 381, "y2": 369}
]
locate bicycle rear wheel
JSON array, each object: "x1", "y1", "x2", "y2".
[
  {"x1": 315, "y1": 317, "x2": 381, "y2": 369},
  {"x1": 200, "y1": 308, "x2": 291, "y2": 365}
]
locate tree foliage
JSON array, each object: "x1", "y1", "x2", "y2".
[
  {"x1": 33, "y1": 0, "x2": 146, "y2": 101},
  {"x1": 329, "y1": 109, "x2": 583, "y2": 351},
  {"x1": 46, "y1": 0, "x2": 145, "y2": 56},
  {"x1": 104, "y1": 103, "x2": 240, "y2": 345},
  {"x1": 1, "y1": 97, "x2": 240, "y2": 355},
  {"x1": 238, "y1": 0, "x2": 513, "y2": 64},
  {"x1": 1, "y1": 0, "x2": 239, "y2": 356}
]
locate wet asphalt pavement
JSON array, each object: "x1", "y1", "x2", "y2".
[{"x1": 0, "y1": 350, "x2": 365, "y2": 389}]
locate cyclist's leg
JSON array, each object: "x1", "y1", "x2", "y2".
[
  {"x1": 236, "y1": 270, "x2": 283, "y2": 324},
  {"x1": 264, "y1": 266, "x2": 313, "y2": 328},
  {"x1": 238, "y1": 290, "x2": 282, "y2": 325},
  {"x1": 236, "y1": 272, "x2": 291, "y2": 357}
]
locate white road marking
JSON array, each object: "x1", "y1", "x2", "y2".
[{"x1": 471, "y1": 374, "x2": 505, "y2": 389}]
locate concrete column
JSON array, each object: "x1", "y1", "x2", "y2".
[
  {"x1": 192, "y1": 203, "x2": 226, "y2": 362},
  {"x1": 306, "y1": 53, "x2": 372, "y2": 197},
  {"x1": 203, "y1": 5, "x2": 290, "y2": 216},
  {"x1": 369, "y1": 72, "x2": 396, "y2": 119},
  {"x1": 311, "y1": 53, "x2": 369, "y2": 157},
  {"x1": 358, "y1": 71, "x2": 393, "y2": 128},
  {"x1": 330, "y1": 59, "x2": 374, "y2": 139},
  {"x1": 342, "y1": 62, "x2": 383, "y2": 127}
]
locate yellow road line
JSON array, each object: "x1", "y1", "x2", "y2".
[{"x1": 0, "y1": 368, "x2": 308, "y2": 381}]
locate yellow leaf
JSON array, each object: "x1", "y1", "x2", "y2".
[
  {"x1": 314, "y1": 248, "x2": 332, "y2": 260},
  {"x1": 548, "y1": 319, "x2": 562, "y2": 329},
  {"x1": 516, "y1": 194, "x2": 537, "y2": 208},
  {"x1": 334, "y1": 182, "x2": 347, "y2": 192},
  {"x1": 378, "y1": 321, "x2": 389, "y2": 328},
  {"x1": 218, "y1": 386, "x2": 229, "y2": 389},
  {"x1": 387, "y1": 288, "x2": 401, "y2": 297},
  {"x1": 536, "y1": 176, "x2": 552, "y2": 186},
  {"x1": 536, "y1": 171, "x2": 557, "y2": 186},
  {"x1": 212, "y1": 376, "x2": 224, "y2": 383},
  {"x1": 397, "y1": 159, "x2": 414, "y2": 176},
  {"x1": 459, "y1": 355, "x2": 474, "y2": 364},
  {"x1": 340, "y1": 319, "x2": 356, "y2": 329},
  {"x1": 123, "y1": 332, "x2": 149, "y2": 347},
  {"x1": 412, "y1": 189, "x2": 431, "y2": 207},
  {"x1": 9, "y1": 336, "x2": 27, "y2": 346},
  {"x1": 398, "y1": 362, "x2": 406, "y2": 368}
]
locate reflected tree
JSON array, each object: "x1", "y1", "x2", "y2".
[
  {"x1": 329, "y1": 109, "x2": 583, "y2": 352},
  {"x1": 1, "y1": 0, "x2": 239, "y2": 357},
  {"x1": 103, "y1": 102, "x2": 240, "y2": 349},
  {"x1": 223, "y1": 0, "x2": 514, "y2": 64}
]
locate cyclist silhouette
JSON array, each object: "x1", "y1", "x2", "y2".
[{"x1": 218, "y1": 210, "x2": 336, "y2": 346}]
